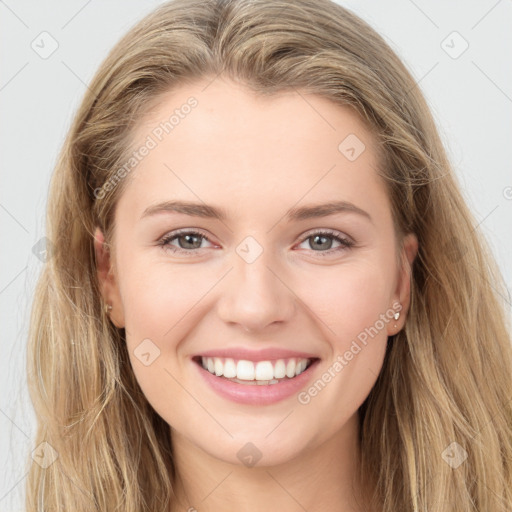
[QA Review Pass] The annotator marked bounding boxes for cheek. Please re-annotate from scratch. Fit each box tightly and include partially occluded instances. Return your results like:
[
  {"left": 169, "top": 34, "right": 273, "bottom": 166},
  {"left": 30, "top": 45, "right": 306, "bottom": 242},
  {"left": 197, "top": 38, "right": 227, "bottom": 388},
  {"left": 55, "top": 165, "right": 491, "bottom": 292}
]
[
  {"left": 295, "top": 258, "right": 395, "bottom": 346},
  {"left": 118, "top": 261, "right": 202, "bottom": 420},
  {"left": 119, "top": 251, "right": 209, "bottom": 341},
  {"left": 116, "top": 252, "right": 225, "bottom": 401},
  {"left": 290, "top": 261, "right": 393, "bottom": 410}
]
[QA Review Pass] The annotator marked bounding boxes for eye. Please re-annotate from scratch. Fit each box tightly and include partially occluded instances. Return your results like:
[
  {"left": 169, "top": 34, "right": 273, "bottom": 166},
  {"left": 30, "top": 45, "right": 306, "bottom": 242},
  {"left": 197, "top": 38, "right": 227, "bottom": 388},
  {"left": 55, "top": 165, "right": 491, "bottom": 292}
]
[
  {"left": 158, "top": 228, "right": 355, "bottom": 257},
  {"left": 158, "top": 229, "right": 215, "bottom": 255},
  {"left": 296, "top": 229, "right": 355, "bottom": 257}
]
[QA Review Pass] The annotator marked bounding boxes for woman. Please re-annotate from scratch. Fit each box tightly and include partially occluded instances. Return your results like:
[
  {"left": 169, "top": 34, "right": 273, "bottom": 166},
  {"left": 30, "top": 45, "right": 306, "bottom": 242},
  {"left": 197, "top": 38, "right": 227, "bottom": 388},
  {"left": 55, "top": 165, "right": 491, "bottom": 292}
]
[{"left": 26, "top": 0, "right": 512, "bottom": 510}]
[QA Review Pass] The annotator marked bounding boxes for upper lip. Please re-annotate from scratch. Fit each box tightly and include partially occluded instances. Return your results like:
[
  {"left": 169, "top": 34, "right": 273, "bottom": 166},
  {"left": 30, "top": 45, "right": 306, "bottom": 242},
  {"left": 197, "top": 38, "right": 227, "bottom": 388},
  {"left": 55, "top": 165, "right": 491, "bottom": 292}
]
[{"left": 193, "top": 347, "right": 320, "bottom": 362}]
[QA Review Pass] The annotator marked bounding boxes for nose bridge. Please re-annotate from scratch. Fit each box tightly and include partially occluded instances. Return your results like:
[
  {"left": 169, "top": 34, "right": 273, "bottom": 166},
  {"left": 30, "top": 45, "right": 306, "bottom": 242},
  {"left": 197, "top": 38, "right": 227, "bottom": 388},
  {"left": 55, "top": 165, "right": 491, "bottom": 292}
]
[{"left": 216, "top": 235, "right": 296, "bottom": 331}]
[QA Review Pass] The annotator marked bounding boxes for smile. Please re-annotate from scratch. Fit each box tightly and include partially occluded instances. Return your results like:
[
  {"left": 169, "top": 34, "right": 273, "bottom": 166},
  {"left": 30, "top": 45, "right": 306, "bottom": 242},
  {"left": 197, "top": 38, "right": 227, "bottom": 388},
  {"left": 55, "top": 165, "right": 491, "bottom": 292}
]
[
  {"left": 192, "top": 355, "right": 321, "bottom": 405},
  {"left": 197, "top": 356, "right": 314, "bottom": 385}
]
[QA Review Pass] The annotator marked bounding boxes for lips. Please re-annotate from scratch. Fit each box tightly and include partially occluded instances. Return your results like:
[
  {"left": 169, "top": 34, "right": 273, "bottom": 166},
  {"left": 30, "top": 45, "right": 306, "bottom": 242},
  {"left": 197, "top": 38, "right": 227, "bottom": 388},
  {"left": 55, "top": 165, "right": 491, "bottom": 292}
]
[
  {"left": 190, "top": 347, "right": 321, "bottom": 405},
  {"left": 192, "top": 347, "right": 320, "bottom": 362},
  {"left": 193, "top": 355, "right": 321, "bottom": 405}
]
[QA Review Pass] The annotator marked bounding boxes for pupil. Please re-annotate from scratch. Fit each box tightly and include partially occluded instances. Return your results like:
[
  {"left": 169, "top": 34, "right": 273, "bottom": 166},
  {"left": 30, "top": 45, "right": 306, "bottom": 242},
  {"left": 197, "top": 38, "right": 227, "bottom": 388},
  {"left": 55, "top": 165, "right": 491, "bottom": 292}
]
[
  {"left": 312, "top": 234, "right": 331, "bottom": 250},
  {"left": 181, "top": 234, "right": 201, "bottom": 249}
]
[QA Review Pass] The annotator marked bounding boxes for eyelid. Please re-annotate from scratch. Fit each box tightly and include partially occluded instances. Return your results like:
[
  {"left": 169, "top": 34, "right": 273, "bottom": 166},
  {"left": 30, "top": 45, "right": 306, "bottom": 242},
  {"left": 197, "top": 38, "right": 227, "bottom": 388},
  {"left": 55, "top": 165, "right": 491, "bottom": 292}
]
[{"left": 298, "top": 227, "right": 354, "bottom": 244}]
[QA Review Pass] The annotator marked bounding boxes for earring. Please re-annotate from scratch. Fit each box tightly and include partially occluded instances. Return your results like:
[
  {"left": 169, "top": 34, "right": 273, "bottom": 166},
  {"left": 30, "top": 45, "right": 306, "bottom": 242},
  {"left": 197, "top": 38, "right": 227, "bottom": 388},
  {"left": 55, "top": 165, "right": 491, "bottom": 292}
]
[
  {"left": 393, "top": 309, "right": 401, "bottom": 330},
  {"left": 104, "top": 303, "right": 113, "bottom": 314}
]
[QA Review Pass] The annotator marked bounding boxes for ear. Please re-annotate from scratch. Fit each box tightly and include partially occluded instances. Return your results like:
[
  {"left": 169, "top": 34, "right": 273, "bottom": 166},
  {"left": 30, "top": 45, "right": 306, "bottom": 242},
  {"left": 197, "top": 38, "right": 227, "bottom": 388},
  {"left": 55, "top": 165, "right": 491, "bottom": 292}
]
[
  {"left": 93, "top": 227, "right": 125, "bottom": 328},
  {"left": 387, "top": 232, "right": 418, "bottom": 335}
]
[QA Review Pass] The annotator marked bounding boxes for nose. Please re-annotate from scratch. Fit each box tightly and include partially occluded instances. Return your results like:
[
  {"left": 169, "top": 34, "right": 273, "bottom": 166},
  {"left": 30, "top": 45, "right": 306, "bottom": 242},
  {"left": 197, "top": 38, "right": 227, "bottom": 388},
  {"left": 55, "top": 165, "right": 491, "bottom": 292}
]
[{"left": 216, "top": 248, "right": 296, "bottom": 333}]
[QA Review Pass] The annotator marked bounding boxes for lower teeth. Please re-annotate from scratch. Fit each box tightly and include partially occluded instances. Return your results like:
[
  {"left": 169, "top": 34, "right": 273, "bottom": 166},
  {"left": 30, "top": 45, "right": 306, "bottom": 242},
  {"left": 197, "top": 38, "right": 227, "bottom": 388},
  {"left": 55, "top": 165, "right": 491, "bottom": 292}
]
[{"left": 221, "top": 376, "right": 290, "bottom": 385}]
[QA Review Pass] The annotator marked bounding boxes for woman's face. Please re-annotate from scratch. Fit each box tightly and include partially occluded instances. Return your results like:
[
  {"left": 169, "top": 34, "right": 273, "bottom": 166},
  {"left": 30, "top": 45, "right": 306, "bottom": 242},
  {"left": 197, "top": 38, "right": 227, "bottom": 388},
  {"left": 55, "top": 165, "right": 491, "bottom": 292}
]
[{"left": 95, "top": 76, "right": 417, "bottom": 467}]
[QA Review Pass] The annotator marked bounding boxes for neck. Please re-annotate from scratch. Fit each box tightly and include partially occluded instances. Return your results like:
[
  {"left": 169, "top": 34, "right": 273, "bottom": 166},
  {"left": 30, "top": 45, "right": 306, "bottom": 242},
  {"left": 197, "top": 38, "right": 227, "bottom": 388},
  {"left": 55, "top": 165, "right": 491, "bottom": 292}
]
[{"left": 169, "top": 412, "right": 372, "bottom": 512}]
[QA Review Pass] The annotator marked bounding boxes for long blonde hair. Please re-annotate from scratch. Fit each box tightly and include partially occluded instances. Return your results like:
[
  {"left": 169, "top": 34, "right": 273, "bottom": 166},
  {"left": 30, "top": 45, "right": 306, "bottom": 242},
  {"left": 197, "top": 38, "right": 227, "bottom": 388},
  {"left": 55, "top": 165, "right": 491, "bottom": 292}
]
[{"left": 26, "top": 0, "right": 512, "bottom": 510}]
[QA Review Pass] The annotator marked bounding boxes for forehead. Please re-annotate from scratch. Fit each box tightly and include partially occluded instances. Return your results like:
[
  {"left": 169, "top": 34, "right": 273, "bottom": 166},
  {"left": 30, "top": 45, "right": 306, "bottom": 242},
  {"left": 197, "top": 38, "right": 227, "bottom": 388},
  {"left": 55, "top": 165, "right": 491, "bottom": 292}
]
[
  {"left": 133, "top": 76, "right": 378, "bottom": 159},
  {"left": 118, "top": 77, "right": 388, "bottom": 224}
]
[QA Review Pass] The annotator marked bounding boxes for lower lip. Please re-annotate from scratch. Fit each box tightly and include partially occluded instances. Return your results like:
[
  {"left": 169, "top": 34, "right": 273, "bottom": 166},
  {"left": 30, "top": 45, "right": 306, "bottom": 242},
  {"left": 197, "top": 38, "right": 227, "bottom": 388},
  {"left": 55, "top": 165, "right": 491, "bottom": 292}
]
[{"left": 193, "top": 359, "right": 320, "bottom": 405}]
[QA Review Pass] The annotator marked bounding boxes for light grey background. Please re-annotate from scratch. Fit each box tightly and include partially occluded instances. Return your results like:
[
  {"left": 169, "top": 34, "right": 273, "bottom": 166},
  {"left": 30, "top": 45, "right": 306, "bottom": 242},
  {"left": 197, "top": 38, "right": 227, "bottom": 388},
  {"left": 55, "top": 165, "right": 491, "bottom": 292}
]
[{"left": 1, "top": 1, "right": 511, "bottom": 509}]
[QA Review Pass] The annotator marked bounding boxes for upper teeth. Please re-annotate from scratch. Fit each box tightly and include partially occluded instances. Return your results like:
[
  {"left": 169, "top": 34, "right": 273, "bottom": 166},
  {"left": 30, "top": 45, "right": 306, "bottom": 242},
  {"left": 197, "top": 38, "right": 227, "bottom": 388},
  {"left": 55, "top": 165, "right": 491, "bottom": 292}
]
[{"left": 201, "top": 357, "right": 310, "bottom": 381}]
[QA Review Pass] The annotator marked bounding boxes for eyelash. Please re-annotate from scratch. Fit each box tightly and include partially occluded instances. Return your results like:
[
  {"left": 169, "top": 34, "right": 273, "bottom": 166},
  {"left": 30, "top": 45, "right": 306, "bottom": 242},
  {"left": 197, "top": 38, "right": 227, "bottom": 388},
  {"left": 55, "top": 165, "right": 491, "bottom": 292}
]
[{"left": 158, "top": 228, "right": 355, "bottom": 257}]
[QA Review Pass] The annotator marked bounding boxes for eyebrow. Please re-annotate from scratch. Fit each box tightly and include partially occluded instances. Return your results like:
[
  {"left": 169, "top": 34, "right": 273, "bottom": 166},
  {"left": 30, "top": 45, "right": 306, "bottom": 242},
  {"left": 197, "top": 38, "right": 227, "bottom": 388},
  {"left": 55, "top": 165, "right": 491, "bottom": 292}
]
[{"left": 140, "top": 199, "right": 372, "bottom": 223}]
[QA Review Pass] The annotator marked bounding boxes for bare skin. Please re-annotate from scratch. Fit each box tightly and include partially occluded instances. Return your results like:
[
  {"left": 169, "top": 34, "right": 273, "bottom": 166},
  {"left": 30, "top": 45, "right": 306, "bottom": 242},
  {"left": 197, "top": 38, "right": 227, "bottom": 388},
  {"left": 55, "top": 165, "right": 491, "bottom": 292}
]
[{"left": 95, "top": 76, "right": 417, "bottom": 512}]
